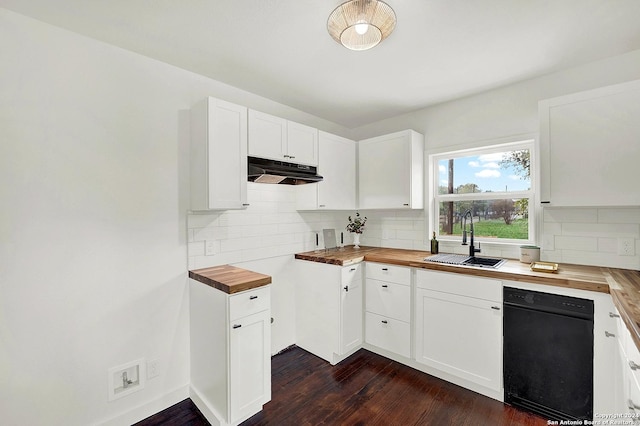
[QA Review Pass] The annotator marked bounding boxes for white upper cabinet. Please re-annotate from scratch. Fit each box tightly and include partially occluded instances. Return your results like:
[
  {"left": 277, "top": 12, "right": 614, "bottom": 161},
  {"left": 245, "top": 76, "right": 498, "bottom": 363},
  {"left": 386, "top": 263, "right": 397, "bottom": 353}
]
[
  {"left": 296, "top": 131, "right": 356, "bottom": 210},
  {"left": 190, "top": 97, "right": 248, "bottom": 211},
  {"left": 287, "top": 121, "right": 319, "bottom": 166},
  {"left": 247, "top": 110, "right": 286, "bottom": 161},
  {"left": 248, "top": 110, "right": 318, "bottom": 166},
  {"left": 539, "top": 79, "right": 640, "bottom": 206},
  {"left": 358, "top": 130, "right": 424, "bottom": 209}
]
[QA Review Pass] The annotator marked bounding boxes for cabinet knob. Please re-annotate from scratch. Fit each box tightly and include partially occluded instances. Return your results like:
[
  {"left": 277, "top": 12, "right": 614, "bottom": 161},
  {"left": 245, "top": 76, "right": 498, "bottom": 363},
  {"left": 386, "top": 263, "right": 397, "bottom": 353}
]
[
  {"left": 605, "top": 331, "right": 616, "bottom": 338},
  {"left": 250, "top": 295, "right": 258, "bottom": 300},
  {"left": 233, "top": 324, "right": 242, "bottom": 329},
  {"left": 381, "top": 320, "right": 388, "bottom": 324},
  {"left": 630, "top": 361, "right": 640, "bottom": 371},
  {"left": 609, "top": 312, "right": 621, "bottom": 318},
  {"left": 344, "top": 285, "right": 349, "bottom": 292}
]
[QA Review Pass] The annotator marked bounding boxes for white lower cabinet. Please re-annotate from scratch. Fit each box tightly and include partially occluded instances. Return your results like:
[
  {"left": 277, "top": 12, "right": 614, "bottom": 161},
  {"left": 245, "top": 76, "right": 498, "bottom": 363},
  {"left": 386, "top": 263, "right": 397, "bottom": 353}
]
[
  {"left": 612, "top": 308, "right": 640, "bottom": 421},
  {"left": 415, "top": 270, "right": 502, "bottom": 394},
  {"left": 364, "top": 263, "right": 411, "bottom": 358},
  {"left": 190, "top": 282, "right": 271, "bottom": 426},
  {"left": 295, "top": 260, "right": 363, "bottom": 365}
]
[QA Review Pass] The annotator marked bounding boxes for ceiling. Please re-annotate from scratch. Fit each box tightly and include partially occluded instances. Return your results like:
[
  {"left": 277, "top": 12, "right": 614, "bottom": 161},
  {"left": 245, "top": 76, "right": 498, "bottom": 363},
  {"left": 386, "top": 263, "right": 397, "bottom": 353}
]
[{"left": 2, "top": 0, "right": 640, "bottom": 128}]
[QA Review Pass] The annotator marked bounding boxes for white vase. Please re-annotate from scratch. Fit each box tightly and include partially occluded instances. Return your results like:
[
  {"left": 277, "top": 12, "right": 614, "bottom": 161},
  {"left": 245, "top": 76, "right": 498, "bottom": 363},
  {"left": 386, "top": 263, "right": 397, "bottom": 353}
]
[{"left": 352, "top": 233, "right": 361, "bottom": 249}]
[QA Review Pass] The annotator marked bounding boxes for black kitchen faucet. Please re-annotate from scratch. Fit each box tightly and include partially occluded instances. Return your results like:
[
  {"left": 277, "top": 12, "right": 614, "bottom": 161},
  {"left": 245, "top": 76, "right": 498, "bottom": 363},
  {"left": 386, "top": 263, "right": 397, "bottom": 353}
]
[{"left": 461, "top": 209, "right": 481, "bottom": 257}]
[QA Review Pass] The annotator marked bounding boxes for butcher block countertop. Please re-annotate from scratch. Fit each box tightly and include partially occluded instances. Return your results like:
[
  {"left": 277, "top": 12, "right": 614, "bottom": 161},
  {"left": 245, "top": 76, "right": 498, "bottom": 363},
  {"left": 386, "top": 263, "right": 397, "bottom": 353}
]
[
  {"left": 296, "top": 246, "right": 640, "bottom": 349},
  {"left": 189, "top": 265, "right": 271, "bottom": 294}
]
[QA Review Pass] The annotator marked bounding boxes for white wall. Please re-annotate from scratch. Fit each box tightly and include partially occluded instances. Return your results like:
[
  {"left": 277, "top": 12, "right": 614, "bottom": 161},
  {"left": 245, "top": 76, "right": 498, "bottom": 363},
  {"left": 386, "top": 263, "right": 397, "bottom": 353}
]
[
  {"left": 0, "top": 8, "right": 352, "bottom": 426},
  {"left": 350, "top": 49, "right": 640, "bottom": 270}
]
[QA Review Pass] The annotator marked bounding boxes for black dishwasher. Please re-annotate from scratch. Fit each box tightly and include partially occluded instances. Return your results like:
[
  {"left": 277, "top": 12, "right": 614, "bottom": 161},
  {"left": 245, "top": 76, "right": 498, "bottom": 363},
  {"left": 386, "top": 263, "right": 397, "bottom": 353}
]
[{"left": 503, "top": 287, "right": 594, "bottom": 421}]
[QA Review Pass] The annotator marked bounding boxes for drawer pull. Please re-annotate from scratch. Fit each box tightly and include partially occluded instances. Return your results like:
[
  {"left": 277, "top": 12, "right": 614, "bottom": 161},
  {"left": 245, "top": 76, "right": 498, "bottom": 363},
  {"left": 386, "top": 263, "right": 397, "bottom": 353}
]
[
  {"left": 491, "top": 306, "right": 500, "bottom": 310},
  {"left": 319, "top": 204, "right": 326, "bottom": 207},
  {"left": 242, "top": 203, "right": 250, "bottom": 206},
  {"left": 250, "top": 295, "right": 258, "bottom": 300},
  {"left": 403, "top": 203, "right": 409, "bottom": 206},
  {"left": 630, "top": 361, "right": 640, "bottom": 371},
  {"left": 233, "top": 324, "right": 241, "bottom": 329},
  {"left": 382, "top": 285, "right": 388, "bottom": 288},
  {"left": 381, "top": 320, "right": 388, "bottom": 324},
  {"left": 605, "top": 331, "right": 616, "bottom": 338},
  {"left": 350, "top": 268, "right": 356, "bottom": 272},
  {"left": 610, "top": 312, "right": 621, "bottom": 318},
  {"left": 382, "top": 268, "right": 388, "bottom": 271}
]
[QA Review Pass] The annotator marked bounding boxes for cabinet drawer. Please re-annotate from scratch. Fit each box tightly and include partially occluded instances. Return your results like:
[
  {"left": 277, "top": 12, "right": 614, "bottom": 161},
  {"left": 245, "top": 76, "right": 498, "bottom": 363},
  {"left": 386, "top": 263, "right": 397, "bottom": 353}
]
[
  {"left": 365, "top": 279, "right": 410, "bottom": 322},
  {"left": 342, "top": 263, "right": 363, "bottom": 284},
  {"left": 229, "top": 286, "right": 270, "bottom": 321},
  {"left": 416, "top": 269, "right": 501, "bottom": 302},
  {"left": 366, "top": 262, "right": 410, "bottom": 285},
  {"left": 365, "top": 312, "right": 410, "bottom": 358}
]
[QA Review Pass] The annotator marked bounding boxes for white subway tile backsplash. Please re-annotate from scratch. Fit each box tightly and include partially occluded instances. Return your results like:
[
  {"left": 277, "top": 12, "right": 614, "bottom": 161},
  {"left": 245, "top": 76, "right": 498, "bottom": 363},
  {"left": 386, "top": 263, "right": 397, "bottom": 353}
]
[
  {"left": 562, "top": 222, "right": 639, "bottom": 238},
  {"left": 544, "top": 208, "right": 598, "bottom": 224},
  {"left": 539, "top": 206, "right": 640, "bottom": 270},
  {"left": 597, "top": 238, "right": 618, "bottom": 253},
  {"left": 598, "top": 208, "right": 640, "bottom": 224},
  {"left": 554, "top": 236, "right": 598, "bottom": 251},
  {"left": 187, "top": 186, "right": 640, "bottom": 271}
]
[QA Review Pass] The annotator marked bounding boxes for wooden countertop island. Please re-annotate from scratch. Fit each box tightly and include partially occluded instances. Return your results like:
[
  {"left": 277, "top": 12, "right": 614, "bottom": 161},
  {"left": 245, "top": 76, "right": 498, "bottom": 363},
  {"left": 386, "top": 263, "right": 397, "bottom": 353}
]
[
  {"left": 296, "top": 246, "right": 640, "bottom": 349},
  {"left": 189, "top": 265, "right": 271, "bottom": 294}
]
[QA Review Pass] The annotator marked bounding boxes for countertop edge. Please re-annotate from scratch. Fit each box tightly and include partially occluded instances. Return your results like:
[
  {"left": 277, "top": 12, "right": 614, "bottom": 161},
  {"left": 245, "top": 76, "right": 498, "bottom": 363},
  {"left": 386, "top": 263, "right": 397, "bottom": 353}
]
[{"left": 188, "top": 267, "right": 272, "bottom": 294}]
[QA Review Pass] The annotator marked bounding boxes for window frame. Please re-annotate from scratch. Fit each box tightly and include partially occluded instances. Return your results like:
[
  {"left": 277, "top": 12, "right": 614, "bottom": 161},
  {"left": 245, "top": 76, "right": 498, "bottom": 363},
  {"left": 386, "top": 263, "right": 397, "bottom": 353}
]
[{"left": 429, "top": 139, "right": 536, "bottom": 246}]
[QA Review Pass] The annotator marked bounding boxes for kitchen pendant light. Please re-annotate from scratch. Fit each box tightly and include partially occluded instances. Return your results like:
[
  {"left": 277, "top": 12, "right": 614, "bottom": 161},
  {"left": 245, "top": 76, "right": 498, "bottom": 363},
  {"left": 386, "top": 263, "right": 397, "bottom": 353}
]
[{"left": 327, "top": 0, "right": 396, "bottom": 51}]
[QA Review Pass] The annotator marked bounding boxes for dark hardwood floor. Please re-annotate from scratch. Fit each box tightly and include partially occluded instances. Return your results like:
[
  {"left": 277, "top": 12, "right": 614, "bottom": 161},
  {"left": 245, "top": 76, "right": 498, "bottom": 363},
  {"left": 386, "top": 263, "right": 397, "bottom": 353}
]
[{"left": 135, "top": 346, "right": 547, "bottom": 426}]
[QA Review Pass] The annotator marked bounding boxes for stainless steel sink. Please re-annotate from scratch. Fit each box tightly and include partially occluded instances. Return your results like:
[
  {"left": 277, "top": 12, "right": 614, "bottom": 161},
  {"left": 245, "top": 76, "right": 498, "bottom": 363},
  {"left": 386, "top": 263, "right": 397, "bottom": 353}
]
[{"left": 425, "top": 253, "right": 506, "bottom": 269}]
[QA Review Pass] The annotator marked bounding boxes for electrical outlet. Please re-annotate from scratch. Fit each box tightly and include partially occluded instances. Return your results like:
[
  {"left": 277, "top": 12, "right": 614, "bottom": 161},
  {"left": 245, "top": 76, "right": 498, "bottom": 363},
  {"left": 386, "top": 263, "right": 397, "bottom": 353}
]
[
  {"left": 147, "top": 359, "right": 160, "bottom": 379},
  {"left": 618, "top": 237, "right": 635, "bottom": 256},
  {"left": 205, "top": 240, "right": 216, "bottom": 256}
]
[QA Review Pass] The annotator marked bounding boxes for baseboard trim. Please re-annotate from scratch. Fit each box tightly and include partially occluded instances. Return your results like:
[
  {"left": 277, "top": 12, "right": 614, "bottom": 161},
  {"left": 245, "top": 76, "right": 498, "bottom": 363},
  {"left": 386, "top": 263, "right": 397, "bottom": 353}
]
[
  {"left": 95, "top": 384, "right": 190, "bottom": 426},
  {"left": 189, "top": 386, "right": 222, "bottom": 426}
]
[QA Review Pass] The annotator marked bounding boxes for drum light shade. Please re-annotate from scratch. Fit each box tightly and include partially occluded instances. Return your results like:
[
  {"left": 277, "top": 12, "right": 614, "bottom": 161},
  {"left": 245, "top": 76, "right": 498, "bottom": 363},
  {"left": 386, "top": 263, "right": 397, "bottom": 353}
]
[{"left": 327, "top": 0, "right": 396, "bottom": 51}]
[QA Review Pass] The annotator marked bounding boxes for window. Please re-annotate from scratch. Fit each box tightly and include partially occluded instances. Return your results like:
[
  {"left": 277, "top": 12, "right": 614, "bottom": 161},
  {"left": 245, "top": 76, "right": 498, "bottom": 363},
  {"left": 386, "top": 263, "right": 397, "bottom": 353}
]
[{"left": 431, "top": 140, "right": 534, "bottom": 244}]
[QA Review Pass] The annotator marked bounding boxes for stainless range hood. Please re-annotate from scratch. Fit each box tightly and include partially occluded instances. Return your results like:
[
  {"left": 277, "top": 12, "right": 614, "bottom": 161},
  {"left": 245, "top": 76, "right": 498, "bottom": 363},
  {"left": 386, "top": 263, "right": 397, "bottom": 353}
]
[{"left": 248, "top": 156, "right": 323, "bottom": 185}]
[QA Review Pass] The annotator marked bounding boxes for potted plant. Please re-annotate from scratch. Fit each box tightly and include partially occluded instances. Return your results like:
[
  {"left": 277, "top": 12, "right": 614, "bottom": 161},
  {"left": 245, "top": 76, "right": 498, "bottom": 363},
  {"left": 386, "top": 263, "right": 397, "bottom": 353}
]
[{"left": 346, "top": 212, "right": 367, "bottom": 248}]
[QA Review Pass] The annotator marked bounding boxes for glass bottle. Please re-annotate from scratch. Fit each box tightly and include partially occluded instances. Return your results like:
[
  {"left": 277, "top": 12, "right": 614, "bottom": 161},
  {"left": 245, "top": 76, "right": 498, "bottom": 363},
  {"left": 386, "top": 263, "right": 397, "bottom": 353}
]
[{"left": 430, "top": 232, "right": 439, "bottom": 254}]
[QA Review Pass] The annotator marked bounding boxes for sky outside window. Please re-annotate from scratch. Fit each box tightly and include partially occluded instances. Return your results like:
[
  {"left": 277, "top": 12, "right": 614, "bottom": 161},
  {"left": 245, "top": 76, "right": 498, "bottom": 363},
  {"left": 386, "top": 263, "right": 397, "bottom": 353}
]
[{"left": 438, "top": 151, "right": 530, "bottom": 193}]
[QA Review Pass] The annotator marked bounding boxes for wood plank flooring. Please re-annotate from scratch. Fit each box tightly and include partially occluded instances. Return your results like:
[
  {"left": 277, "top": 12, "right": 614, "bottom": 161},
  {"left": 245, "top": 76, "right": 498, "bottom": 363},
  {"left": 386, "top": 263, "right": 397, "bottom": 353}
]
[{"left": 136, "top": 346, "right": 547, "bottom": 426}]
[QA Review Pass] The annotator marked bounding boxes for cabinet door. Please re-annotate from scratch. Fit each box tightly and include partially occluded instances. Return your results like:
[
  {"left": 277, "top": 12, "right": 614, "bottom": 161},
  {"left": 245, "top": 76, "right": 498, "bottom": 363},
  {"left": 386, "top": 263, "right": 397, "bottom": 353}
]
[
  {"left": 359, "top": 133, "right": 411, "bottom": 209},
  {"left": 317, "top": 132, "right": 356, "bottom": 209},
  {"left": 190, "top": 97, "right": 248, "bottom": 210},
  {"left": 248, "top": 110, "right": 286, "bottom": 161},
  {"left": 287, "top": 121, "right": 318, "bottom": 166},
  {"left": 229, "top": 310, "right": 271, "bottom": 423},
  {"left": 341, "top": 278, "right": 363, "bottom": 355},
  {"left": 415, "top": 288, "right": 502, "bottom": 392},
  {"left": 539, "top": 79, "right": 640, "bottom": 206}
]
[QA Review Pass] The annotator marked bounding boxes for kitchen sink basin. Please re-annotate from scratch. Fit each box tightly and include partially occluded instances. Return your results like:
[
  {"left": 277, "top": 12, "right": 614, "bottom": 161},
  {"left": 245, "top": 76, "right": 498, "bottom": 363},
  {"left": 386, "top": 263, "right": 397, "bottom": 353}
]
[{"left": 425, "top": 253, "right": 507, "bottom": 269}]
